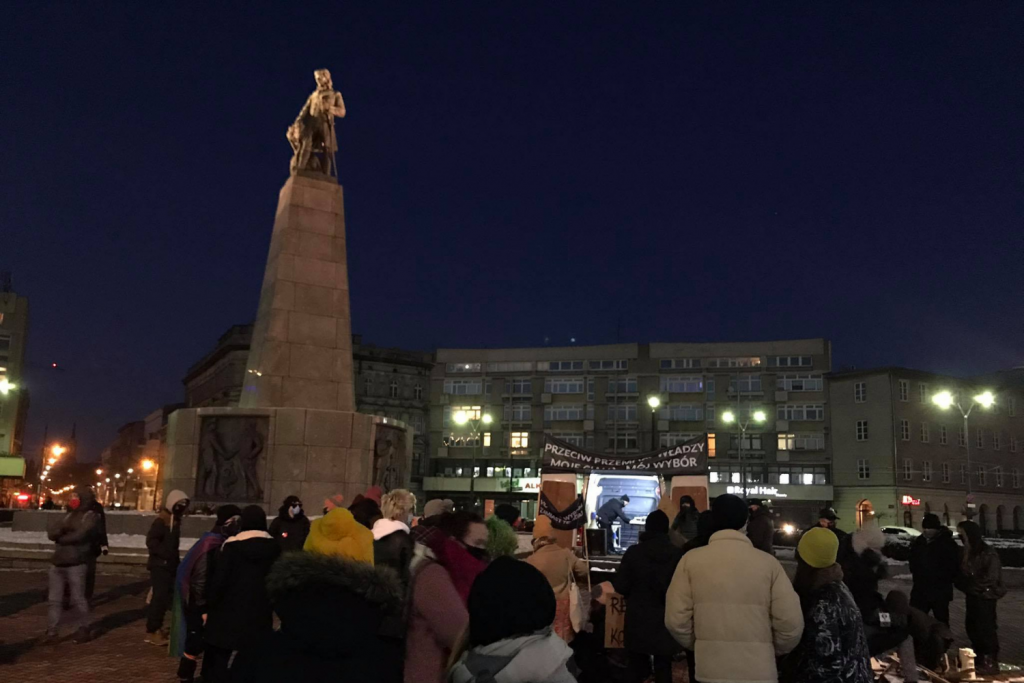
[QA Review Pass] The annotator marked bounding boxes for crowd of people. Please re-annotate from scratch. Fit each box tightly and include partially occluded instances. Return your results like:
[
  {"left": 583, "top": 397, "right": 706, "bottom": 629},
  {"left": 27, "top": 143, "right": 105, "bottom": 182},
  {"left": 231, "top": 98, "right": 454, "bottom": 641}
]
[{"left": 41, "top": 485, "right": 1008, "bottom": 682}]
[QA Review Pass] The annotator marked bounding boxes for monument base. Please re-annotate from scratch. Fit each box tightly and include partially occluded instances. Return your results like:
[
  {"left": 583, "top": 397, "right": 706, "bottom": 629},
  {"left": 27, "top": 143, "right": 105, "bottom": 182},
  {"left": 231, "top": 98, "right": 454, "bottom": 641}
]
[{"left": 160, "top": 406, "right": 411, "bottom": 511}]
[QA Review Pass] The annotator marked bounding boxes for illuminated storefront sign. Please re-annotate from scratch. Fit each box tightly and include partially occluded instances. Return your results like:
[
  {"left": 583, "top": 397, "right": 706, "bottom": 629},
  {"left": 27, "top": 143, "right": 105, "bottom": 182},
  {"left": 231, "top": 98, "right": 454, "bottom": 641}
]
[
  {"left": 726, "top": 485, "right": 789, "bottom": 499},
  {"left": 901, "top": 495, "right": 921, "bottom": 506}
]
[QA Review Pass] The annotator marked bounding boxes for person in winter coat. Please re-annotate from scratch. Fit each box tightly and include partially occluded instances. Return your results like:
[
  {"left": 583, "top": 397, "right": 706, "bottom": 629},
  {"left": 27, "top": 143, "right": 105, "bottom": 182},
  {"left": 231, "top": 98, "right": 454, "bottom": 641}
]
[
  {"left": 44, "top": 487, "right": 100, "bottom": 643},
  {"left": 304, "top": 506, "right": 375, "bottom": 563},
  {"left": 268, "top": 495, "right": 309, "bottom": 553},
  {"left": 955, "top": 520, "right": 1006, "bottom": 675},
  {"left": 373, "top": 488, "right": 417, "bottom": 581},
  {"left": 612, "top": 510, "right": 683, "bottom": 683},
  {"left": 145, "top": 489, "right": 189, "bottom": 645},
  {"left": 680, "top": 510, "right": 714, "bottom": 556},
  {"left": 782, "top": 528, "right": 871, "bottom": 683},
  {"left": 203, "top": 505, "right": 282, "bottom": 682},
  {"left": 433, "top": 511, "right": 490, "bottom": 602},
  {"left": 746, "top": 498, "right": 775, "bottom": 555},
  {"left": 665, "top": 494, "right": 803, "bottom": 683},
  {"left": 449, "top": 557, "right": 578, "bottom": 683},
  {"left": 349, "top": 486, "right": 384, "bottom": 529},
  {"left": 422, "top": 498, "right": 455, "bottom": 522},
  {"left": 405, "top": 523, "right": 471, "bottom": 683},
  {"left": 671, "top": 495, "right": 700, "bottom": 544},
  {"left": 231, "top": 549, "right": 406, "bottom": 683},
  {"left": 170, "top": 504, "right": 241, "bottom": 683},
  {"left": 596, "top": 495, "right": 630, "bottom": 529},
  {"left": 909, "top": 513, "right": 959, "bottom": 625},
  {"left": 840, "top": 524, "right": 906, "bottom": 655},
  {"left": 526, "top": 536, "right": 590, "bottom": 641}
]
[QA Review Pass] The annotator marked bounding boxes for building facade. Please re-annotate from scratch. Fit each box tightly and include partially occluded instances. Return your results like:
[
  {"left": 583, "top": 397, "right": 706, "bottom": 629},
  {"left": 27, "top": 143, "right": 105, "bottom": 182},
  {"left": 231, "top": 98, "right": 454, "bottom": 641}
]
[
  {"left": 830, "top": 368, "right": 1024, "bottom": 535},
  {"left": 183, "top": 324, "right": 254, "bottom": 408},
  {"left": 426, "top": 339, "right": 832, "bottom": 523},
  {"left": 0, "top": 288, "right": 29, "bottom": 459}
]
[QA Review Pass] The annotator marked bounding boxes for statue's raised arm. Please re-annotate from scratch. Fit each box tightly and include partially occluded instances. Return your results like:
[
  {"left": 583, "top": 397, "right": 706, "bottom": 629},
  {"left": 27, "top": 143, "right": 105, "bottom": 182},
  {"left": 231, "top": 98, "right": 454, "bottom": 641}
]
[{"left": 287, "top": 69, "right": 346, "bottom": 178}]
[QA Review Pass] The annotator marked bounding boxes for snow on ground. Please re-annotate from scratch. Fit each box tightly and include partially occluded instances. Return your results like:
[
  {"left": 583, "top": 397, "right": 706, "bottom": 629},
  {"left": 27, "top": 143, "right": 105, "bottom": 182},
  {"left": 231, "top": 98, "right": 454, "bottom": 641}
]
[{"left": 0, "top": 528, "right": 198, "bottom": 549}]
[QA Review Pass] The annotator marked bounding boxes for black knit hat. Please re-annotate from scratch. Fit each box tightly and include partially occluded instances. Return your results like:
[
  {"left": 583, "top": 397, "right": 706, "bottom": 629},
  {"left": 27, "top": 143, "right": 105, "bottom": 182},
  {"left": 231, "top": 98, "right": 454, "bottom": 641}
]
[
  {"left": 712, "top": 494, "right": 749, "bottom": 531},
  {"left": 468, "top": 556, "right": 556, "bottom": 647},
  {"left": 645, "top": 509, "right": 670, "bottom": 534},
  {"left": 215, "top": 504, "right": 242, "bottom": 526},
  {"left": 921, "top": 513, "right": 942, "bottom": 529},
  {"left": 240, "top": 505, "right": 268, "bottom": 532}
]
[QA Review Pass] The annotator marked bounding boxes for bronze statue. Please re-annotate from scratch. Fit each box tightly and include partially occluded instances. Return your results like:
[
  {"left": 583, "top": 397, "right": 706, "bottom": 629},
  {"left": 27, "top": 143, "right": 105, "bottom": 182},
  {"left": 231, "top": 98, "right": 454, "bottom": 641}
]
[{"left": 287, "top": 69, "right": 347, "bottom": 177}]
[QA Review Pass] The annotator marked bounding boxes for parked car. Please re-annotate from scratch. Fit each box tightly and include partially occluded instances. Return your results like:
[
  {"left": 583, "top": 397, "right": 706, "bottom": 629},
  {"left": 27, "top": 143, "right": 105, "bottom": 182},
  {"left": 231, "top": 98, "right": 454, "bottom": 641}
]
[{"left": 880, "top": 525, "right": 921, "bottom": 538}]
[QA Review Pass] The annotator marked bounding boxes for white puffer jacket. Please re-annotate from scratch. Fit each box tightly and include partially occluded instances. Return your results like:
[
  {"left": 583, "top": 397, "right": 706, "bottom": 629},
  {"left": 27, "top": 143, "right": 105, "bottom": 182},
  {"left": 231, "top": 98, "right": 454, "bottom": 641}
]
[{"left": 665, "top": 530, "right": 804, "bottom": 683}]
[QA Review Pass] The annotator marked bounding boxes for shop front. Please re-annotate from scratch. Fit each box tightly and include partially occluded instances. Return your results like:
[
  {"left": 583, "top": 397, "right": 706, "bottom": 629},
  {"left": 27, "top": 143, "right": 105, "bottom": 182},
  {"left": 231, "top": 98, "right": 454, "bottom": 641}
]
[{"left": 708, "top": 482, "right": 834, "bottom": 533}]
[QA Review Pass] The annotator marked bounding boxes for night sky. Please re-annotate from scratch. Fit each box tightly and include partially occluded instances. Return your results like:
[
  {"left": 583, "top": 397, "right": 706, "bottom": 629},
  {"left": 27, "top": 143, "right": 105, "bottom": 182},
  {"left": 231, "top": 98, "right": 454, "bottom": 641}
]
[{"left": 3, "top": 3, "right": 1021, "bottom": 462}]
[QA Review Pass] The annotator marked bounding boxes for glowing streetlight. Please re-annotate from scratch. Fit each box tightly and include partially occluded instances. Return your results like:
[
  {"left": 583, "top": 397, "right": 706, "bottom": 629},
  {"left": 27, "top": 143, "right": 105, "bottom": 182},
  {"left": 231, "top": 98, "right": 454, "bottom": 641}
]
[
  {"left": 141, "top": 459, "right": 154, "bottom": 471},
  {"left": 96, "top": 469, "right": 103, "bottom": 476},
  {"left": 48, "top": 457, "right": 57, "bottom": 465},
  {"left": 453, "top": 410, "right": 468, "bottom": 425},
  {"left": 451, "top": 408, "right": 492, "bottom": 499},
  {"left": 127, "top": 468, "right": 134, "bottom": 474},
  {"left": 722, "top": 407, "right": 767, "bottom": 497},
  {"left": 932, "top": 388, "right": 996, "bottom": 506},
  {"left": 105, "top": 477, "right": 110, "bottom": 483},
  {"left": 647, "top": 395, "right": 663, "bottom": 448},
  {"left": 51, "top": 444, "right": 66, "bottom": 457},
  {"left": 114, "top": 473, "right": 121, "bottom": 479},
  {"left": 0, "top": 378, "right": 16, "bottom": 394},
  {"left": 647, "top": 395, "right": 661, "bottom": 409}
]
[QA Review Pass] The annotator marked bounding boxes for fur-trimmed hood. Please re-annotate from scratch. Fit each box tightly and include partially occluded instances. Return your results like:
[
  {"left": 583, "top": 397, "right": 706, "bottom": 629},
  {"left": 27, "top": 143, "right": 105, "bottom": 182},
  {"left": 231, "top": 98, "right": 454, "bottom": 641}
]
[{"left": 267, "top": 551, "right": 404, "bottom": 659}]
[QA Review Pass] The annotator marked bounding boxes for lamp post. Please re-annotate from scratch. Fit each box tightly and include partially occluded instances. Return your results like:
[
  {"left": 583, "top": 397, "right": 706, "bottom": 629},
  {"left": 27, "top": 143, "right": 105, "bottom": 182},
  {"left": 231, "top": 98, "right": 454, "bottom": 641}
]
[
  {"left": 722, "top": 409, "right": 767, "bottom": 498},
  {"left": 37, "top": 443, "right": 65, "bottom": 505},
  {"left": 647, "top": 395, "right": 661, "bottom": 450},
  {"left": 453, "top": 409, "right": 493, "bottom": 507},
  {"left": 933, "top": 389, "right": 995, "bottom": 518}
]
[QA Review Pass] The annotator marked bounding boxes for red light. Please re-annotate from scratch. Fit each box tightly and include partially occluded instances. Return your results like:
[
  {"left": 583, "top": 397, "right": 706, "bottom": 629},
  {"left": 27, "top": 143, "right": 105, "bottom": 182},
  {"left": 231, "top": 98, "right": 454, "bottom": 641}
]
[
  {"left": 901, "top": 495, "right": 921, "bottom": 506},
  {"left": 51, "top": 363, "right": 58, "bottom": 368},
  {"left": 16, "top": 494, "right": 29, "bottom": 501}
]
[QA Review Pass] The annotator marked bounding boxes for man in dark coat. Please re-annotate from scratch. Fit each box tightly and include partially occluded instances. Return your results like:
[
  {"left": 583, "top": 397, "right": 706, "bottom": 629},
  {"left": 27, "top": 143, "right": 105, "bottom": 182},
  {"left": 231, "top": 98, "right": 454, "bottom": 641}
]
[
  {"left": 597, "top": 495, "right": 631, "bottom": 552},
  {"left": 909, "top": 513, "right": 959, "bottom": 626},
  {"left": 746, "top": 498, "right": 775, "bottom": 555},
  {"left": 269, "top": 495, "right": 310, "bottom": 552},
  {"left": 145, "top": 489, "right": 189, "bottom": 644},
  {"left": 613, "top": 510, "right": 683, "bottom": 683},
  {"left": 203, "top": 505, "right": 282, "bottom": 682},
  {"left": 45, "top": 487, "right": 100, "bottom": 643}
]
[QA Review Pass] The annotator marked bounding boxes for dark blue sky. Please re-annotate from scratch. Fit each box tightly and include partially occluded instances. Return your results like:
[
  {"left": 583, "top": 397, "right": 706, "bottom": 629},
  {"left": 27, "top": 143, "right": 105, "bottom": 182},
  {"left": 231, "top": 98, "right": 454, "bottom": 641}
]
[{"left": 3, "top": 2, "right": 1021, "bottom": 461}]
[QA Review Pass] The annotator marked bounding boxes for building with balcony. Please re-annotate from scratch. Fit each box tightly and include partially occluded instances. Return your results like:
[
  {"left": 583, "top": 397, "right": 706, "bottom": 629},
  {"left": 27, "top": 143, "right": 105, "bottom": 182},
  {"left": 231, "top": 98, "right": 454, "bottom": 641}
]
[
  {"left": 426, "top": 339, "right": 833, "bottom": 523},
  {"left": 829, "top": 368, "right": 1024, "bottom": 535}
]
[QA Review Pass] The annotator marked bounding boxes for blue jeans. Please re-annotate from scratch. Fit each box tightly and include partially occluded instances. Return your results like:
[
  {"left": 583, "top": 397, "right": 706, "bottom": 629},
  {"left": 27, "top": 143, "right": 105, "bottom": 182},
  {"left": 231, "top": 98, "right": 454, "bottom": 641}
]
[{"left": 48, "top": 564, "right": 89, "bottom": 634}]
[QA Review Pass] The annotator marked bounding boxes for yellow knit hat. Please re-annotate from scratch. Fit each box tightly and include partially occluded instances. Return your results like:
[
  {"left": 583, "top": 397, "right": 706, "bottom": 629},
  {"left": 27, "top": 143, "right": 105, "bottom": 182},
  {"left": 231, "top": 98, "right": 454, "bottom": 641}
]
[
  {"left": 303, "top": 507, "right": 375, "bottom": 565},
  {"left": 797, "top": 527, "right": 839, "bottom": 569}
]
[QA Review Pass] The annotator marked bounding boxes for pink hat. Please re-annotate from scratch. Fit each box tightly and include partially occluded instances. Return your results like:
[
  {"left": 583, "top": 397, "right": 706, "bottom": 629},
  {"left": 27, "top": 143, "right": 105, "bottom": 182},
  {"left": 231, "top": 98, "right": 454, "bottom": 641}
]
[{"left": 364, "top": 486, "right": 383, "bottom": 506}]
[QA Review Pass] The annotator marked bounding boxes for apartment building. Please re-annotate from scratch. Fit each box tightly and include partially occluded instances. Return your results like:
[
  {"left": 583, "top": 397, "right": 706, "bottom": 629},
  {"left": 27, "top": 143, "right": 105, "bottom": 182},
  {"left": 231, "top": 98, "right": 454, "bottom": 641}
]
[
  {"left": 425, "top": 339, "right": 832, "bottom": 523},
  {"left": 830, "top": 368, "right": 1024, "bottom": 535}
]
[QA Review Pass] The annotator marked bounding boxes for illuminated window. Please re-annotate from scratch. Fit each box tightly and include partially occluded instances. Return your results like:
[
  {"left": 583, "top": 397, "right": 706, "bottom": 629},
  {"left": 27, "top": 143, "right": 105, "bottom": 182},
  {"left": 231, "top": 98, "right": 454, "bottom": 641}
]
[
  {"left": 707, "top": 433, "right": 716, "bottom": 457},
  {"left": 780, "top": 473, "right": 791, "bottom": 484},
  {"left": 509, "top": 432, "right": 529, "bottom": 451},
  {"left": 708, "top": 357, "right": 762, "bottom": 368},
  {"left": 443, "top": 405, "right": 483, "bottom": 427},
  {"left": 778, "top": 433, "right": 824, "bottom": 451}
]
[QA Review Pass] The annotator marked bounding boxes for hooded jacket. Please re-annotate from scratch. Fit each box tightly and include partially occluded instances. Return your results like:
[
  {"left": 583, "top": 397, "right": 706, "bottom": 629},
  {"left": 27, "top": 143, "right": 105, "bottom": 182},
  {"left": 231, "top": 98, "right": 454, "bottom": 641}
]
[
  {"left": 909, "top": 527, "right": 960, "bottom": 602},
  {"left": 783, "top": 565, "right": 872, "bottom": 683},
  {"left": 47, "top": 488, "right": 100, "bottom": 567},
  {"left": 231, "top": 551, "right": 405, "bottom": 683},
  {"left": 406, "top": 534, "right": 470, "bottom": 683},
  {"left": 147, "top": 489, "right": 188, "bottom": 571},
  {"left": 449, "top": 629, "right": 577, "bottom": 683},
  {"left": 525, "top": 539, "right": 589, "bottom": 601},
  {"left": 204, "top": 530, "right": 282, "bottom": 650},
  {"left": 956, "top": 545, "right": 1006, "bottom": 600},
  {"left": 304, "top": 507, "right": 375, "bottom": 564},
  {"left": 613, "top": 530, "right": 684, "bottom": 656},
  {"left": 665, "top": 529, "right": 804, "bottom": 683}
]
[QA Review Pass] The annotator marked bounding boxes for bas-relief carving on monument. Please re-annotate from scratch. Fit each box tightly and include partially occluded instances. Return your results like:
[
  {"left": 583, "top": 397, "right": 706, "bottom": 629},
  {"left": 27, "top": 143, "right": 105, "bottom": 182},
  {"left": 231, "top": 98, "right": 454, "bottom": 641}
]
[
  {"left": 196, "top": 416, "right": 269, "bottom": 502},
  {"left": 373, "top": 424, "right": 407, "bottom": 494},
  {"left": 287, "top": 68, "right": 346, "bottom": 178}
]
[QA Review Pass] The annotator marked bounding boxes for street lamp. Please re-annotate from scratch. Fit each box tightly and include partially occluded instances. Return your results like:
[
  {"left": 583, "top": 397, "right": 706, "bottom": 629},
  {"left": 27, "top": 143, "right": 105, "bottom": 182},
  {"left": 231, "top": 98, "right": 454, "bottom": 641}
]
[
  {"left": 721, "top": 408, "right": 767, "bottom": 498},
  {"left": 933, "top": 389, "right": 996, "bottom": 515},
  {"left": 0, "top": 378, "right": 16, "bottom": 395},
  {"left": 453, "top": 409, "right": 493, "bottom": 505},
  {"left": 141, "top": 459, "right": 154, "bottom": 471},
  {"left": 96, "top": 469, "right": 103, "bottom": 476},
  {"left": 51, "top": 444, "right": 66, "bottom": 458},
  {"left": 647, "top": 395, "right": 662, "bottom": 449}
]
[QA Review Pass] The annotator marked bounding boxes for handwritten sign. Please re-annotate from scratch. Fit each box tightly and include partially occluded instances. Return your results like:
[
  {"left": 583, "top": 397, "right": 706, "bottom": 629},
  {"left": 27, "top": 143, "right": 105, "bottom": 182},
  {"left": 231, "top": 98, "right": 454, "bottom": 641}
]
[{"left": 605, "top": 591, "right": 627, "bottom": 648}]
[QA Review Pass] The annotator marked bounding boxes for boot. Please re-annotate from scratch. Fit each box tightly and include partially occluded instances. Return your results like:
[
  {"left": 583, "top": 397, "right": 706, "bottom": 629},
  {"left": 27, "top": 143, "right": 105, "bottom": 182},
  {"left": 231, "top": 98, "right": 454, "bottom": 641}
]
[{"left": 977, "top": 655, "right": 1000, "bottom": 677}]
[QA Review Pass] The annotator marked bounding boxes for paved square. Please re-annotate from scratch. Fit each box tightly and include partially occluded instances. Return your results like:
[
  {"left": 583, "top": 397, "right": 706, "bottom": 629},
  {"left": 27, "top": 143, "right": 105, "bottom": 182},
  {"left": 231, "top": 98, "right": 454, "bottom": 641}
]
[{"left": 1, "top": 570, "right": 1021, "bottom": 680}]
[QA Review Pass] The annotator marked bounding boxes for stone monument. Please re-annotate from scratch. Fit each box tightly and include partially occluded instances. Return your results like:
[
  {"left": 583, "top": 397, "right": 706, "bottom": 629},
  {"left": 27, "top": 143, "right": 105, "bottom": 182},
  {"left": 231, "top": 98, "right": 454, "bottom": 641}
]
[{"left": 160, "top": 70, "right": 411, "bottom": 510}]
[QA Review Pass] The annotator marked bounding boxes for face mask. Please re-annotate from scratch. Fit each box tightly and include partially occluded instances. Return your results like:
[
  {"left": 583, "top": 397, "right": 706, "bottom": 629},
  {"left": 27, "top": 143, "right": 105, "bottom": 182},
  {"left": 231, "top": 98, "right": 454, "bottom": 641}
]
[
  {"left": 289, "top": 505, "right": 302, "bottom": 517},
  {"left": 466, "top": 546, "right": 489, "bottom": 561},
  {"left": 69, "top": 498, "right": 81, "bottom": 510}
]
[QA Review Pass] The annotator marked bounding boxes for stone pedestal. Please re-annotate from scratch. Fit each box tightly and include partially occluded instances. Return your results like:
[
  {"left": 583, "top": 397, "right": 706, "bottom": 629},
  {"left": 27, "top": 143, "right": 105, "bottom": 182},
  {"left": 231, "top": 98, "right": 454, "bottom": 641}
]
[
  {"left": 241, "top": 172, "right": 355, "bottom": 411},
  {"left": 162, "top": 172, "right": 411, "bottom": 510}
]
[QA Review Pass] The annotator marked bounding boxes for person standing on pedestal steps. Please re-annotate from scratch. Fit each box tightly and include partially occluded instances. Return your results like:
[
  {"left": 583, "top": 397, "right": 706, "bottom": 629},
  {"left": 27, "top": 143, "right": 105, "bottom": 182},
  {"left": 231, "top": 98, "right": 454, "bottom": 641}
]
[{"left": 145, "top": 489, "right": 189, "bottom": 645}]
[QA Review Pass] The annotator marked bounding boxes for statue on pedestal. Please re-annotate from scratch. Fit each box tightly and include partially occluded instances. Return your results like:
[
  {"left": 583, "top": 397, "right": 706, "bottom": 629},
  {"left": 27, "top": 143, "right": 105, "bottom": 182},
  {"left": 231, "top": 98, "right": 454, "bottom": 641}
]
[{"left": 287, "top": 69, "right": 346, "bottom": 178}]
